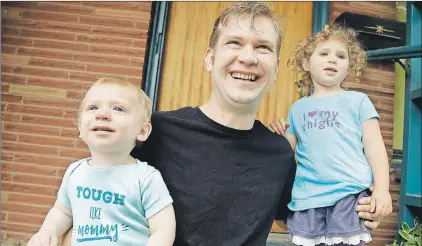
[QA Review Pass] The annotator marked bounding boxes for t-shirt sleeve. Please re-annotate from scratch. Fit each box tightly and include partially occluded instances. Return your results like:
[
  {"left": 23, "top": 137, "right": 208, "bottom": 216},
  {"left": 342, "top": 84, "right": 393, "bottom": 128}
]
[
  {"left": 286, "top": 108, "right": 297, "bottom": 136},
  {"left": 359, "top": 95, "right": 380, "bottom": 123},
  {"left": 141, "top": 170, "right": 173, "bottom": 219},
  {"left": 274, "top": 155, "right": 297, "bottom": 221},
  {"left": 56, "top": 166, "right": 73, "bottom": 210}
]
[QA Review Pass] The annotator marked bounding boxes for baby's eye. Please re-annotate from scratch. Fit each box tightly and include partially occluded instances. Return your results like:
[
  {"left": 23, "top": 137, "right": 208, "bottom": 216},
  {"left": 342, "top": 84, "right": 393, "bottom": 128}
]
[
  {"left": 113, "top": 106, "right": 126, "bottom": 112},
  {"left": 87, "top": 105, "right": 98, "bottom": 111}
]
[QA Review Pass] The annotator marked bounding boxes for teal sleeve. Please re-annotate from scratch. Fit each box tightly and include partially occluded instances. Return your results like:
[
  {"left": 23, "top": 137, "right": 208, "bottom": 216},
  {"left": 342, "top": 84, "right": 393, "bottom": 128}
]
[
  {"left": 359, "top": 95, "right": 380, "bottom": 123},
  {"left": 141, "top": 170, "right": 173, "bottom": 219}
]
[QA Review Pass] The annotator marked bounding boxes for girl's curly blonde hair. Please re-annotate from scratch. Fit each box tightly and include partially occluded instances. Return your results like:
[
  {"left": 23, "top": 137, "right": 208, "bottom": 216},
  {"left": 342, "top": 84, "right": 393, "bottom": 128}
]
[{"left": 288, "top": 24, "right": 367, "bottom": 92}]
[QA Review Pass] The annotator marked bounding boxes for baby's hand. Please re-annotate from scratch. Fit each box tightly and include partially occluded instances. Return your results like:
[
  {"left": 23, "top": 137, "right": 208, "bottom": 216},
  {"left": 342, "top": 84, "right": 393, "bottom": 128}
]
[
  {"left": 370, "top": 189, "right": 393, "bottom": 219},
  {"left": 28, "top": 230, "right": 58, "bottom": 246},
  {"left": 268, "top": 118, "right": 290, "bottom": 135}
]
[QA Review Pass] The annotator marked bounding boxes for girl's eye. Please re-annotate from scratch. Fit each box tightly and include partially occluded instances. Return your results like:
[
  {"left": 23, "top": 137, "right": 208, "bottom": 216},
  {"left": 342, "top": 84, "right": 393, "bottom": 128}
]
[
  {"left": 319, "top": 52, "right": 328, "bottom": 56},
  {"left": 87, "top": 105, "right": 98, "bottom": 111},
  {"left": 338, "top": 54, "right": 346, "bottom": 59}
]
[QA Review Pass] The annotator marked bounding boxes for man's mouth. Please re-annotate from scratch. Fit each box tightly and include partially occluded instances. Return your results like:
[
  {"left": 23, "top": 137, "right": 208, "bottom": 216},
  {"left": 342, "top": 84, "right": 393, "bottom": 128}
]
[
  {"left": 230, "top": 72, "right": 258, "bottom": 82},
  {"left": 91, "top": 126, "right": 114, "bottom": 132}
]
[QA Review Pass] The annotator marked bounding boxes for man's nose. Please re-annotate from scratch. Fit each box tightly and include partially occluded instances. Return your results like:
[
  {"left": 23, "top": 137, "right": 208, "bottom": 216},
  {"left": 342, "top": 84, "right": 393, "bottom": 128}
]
[
  {"left": 238, "top": 45, "right": 258, "bottom": 66},
  {"left": 95, "top": 108, "right": 110, "bottom": 120}
]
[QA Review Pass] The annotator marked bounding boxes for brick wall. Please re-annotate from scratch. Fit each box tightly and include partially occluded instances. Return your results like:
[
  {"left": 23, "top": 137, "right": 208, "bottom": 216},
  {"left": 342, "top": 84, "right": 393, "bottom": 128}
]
[
  {"left": 331, "top": 2, "right": 400, "bottom": 246},
  {"left": 1, "top": 1, "right": 152, "bottom": 242}
]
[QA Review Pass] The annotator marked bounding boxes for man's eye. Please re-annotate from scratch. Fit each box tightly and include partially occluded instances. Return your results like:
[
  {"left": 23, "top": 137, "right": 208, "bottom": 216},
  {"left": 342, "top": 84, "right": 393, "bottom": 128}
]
[
  {"left": 226, "top": 41, "right": 241, "bottom": 46},
  {"left": 257, "top": 45, "right": 271, "bottom": 51}
]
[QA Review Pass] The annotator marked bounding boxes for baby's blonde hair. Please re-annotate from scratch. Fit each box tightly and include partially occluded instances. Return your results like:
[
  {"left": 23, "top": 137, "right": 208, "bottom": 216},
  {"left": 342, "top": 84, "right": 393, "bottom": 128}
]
[
  {"left": 77, "top": 77, "right": 152, "bottom": 125},
  {"left": 288, "top": 24, "right": 367, "bottom": 92}
]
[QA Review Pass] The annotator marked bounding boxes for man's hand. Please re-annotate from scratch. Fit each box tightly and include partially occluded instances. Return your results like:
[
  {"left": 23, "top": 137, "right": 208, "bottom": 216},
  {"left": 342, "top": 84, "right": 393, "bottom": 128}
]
[
  {"left": 27, "top": 230, "right": 58, "bottom": 246},
  {"left": 268, "top": 118, "right": 290, "bottom": 135},
  {"left": 370, "top": 189, "right": 393, "bottom": 219},
  {"left": 356, "top": 186, "right": 391, "bottom": 230}
]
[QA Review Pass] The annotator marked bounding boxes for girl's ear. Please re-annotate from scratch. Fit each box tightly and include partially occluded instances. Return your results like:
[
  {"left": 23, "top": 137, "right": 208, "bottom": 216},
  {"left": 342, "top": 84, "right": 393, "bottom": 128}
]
[{"left": 302, "top": 59, "right": 310, "bottom": 72}]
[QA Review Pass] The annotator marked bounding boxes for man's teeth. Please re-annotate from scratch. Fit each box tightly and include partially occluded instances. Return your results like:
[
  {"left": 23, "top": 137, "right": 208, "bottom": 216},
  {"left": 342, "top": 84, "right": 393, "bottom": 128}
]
[{"left": 231, "top": 73, "right": 257, "bottom": 81}]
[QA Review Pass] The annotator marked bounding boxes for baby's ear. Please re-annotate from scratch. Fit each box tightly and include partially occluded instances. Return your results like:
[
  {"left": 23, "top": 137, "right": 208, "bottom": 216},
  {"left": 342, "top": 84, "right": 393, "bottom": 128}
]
[{"left": 136, "top": 122, "right": 152, "bottom": 142}]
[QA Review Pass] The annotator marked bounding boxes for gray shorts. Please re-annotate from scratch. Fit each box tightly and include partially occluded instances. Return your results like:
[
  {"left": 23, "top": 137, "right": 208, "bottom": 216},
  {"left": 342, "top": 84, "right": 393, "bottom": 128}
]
[{"left": 287, "top": 190, "right": 372, "bottom": 239}]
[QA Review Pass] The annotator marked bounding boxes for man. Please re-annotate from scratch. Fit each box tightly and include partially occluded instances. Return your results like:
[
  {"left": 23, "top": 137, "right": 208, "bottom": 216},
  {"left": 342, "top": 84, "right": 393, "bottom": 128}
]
[
  {"left": 132, "top": 2, "right": 382, "bottom": 245},
  {"left": 56, "top": 2, "right": 382, "bottom": 246}
]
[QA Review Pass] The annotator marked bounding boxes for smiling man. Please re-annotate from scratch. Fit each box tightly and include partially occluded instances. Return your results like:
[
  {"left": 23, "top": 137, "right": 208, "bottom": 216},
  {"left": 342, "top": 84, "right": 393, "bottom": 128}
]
[{"left": 130, "top": 2, "right": 382, "bottom": 246}]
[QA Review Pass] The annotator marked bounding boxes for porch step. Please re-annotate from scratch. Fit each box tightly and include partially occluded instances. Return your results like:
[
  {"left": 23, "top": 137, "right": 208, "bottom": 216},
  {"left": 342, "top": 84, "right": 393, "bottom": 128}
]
[{"left": 266, "top": 233, "right": 294, "bottom": 246}]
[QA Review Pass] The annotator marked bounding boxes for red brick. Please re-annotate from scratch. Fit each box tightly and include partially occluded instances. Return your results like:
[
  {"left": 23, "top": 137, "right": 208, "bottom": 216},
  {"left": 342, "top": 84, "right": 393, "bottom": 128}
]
[
  {"left": 2, "top": 172, "right": 12, "bottom": 182},
  {"left": 26, "top": 77, "right": 88, "bottom": 91},
  {"left": 2, "top": 141, "right": 58, "bottom": 156},
  {"left": 2, "top": 94, "right": 23, "bottom": 103},
  {"left": 33, "top": 39, "right": 89, "bottom": 52},
  {"left": 1, "top": 114, "right": 21, "bottom": 123},
  {"left": 95, "top": 9, "right": 151, "bottom": 21},
  {"left": 32, "top": 2, "right": 94, "bottom": 15},
  {"left": 23, "top": 95, "right": 80, "bottom": 109},
  {"left": 13, "top": 153, "right": 74, "bottom": 167},
  {"left": 69, "top": 71, "right": 125, "bottom": 83},
  {"left": 1, "top": 182, "right": 57, "bottom": 196},
  {"left": 7, "top": 193, "right": 56, "bottom": 207},
  {"left": 1, "top": 74, "right": 27, "bottom": 84},
  {"left": 12, "top": 173, "right": 62, "bottom": 187},
  {"left": 132, "top": 39, "right": 147, "bottom": 48},
  {"left": 19, "top": 134, "right": 77, "bottom": 148},
  {"left": 79, "top": 15, "right": 136, "bottom": 28},
  {"left": 1, "top": 211, "right": 7, "bottom": 221},
  {"left": 21, "top": 10, "right": 78, "bottom": 23},
  {"left": 7, "top": 213, "right": 45, "bottom": 226},
  {"left": 86, "top": 64, "right": 142, "bottom": 76},
  {"left": 1, "top": 221, "right": 40, "bottom": 234},
  {"left": 59, "top": 148, "right": 90, "bottom": 159},
  {"left": 5, "top": 232, "right": 32, "bottom": 242},
  {"left": 21, "top": 115, "right": 75, "bottom": 128},
  {"left": 2, "top": 65, "right": 14, "bottom": 73},
  {"left": 81, "top": 2, "right": 151, "bottom": 12},
  {"left": 73, "top": 53, "right": 130, "bottom": 66},
  {"left": 1, "top": 45, "right": 17, "bottom": 54},
  {"left": 1, "top": 132, "right": 18, "bottom": 142},
  {"left": 61, "top": 128, "right": 80, "bottom": 138},
  {"left": 35, "top": 20, "right": 92, "bottom": 33},
  {"left": 17, "top": 47, "right": 73, "bottom": 60},
  {"left": 1, "top": 151, "right": 14, "bottom": 161},
  {"left": 130, "top": 57, "right": 144, "bottom": 67},
  {"left": 6, "top": 103, "right": 64, "bottom": 118},
  {"left": 135, "top": 21, "right": 150, "bottom": 29},
  {"left": 76, "top": 34, "right": 132, "bottom": 46},
  {"left": 91, "top": 26, "right": 148, "bottom": 39},
  {"left": 1, "top": 26, "right": 20, "bottom": 36},
  {"left": 1, "top": 18, "right": 37, "bottom": 29},
  {"left": 2, "top": 162, "right": 57, "bottom": 176},
  {"left": 29, "top": 57, "right": 86, "bottom": 71},
  {"left": 20, "top": 28, "right": 76, "bottom": 41},
  {"left": 90, "top": 44, "right": 145, "bottom": 56},
  {"left": 10, "top": 66, "right": 69, "bottom": 79}
]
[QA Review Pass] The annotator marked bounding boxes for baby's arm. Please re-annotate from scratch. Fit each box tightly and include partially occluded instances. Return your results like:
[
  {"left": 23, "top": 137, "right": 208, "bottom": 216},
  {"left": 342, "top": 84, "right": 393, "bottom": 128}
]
[
  {"left": 28, "top": 201, "right": 72, "bottom": 246},
  {"left": 146, "top": 204, "right": 176, "bottom": 246},
  {"left": 362, "top": 118, "right": 392, "bottom": 219}
]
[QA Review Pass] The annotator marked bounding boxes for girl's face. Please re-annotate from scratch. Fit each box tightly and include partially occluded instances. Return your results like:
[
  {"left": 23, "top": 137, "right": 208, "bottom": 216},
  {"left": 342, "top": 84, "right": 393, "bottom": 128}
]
[{"left": 304, "top": 39, "right": 350, "bottom": 88}]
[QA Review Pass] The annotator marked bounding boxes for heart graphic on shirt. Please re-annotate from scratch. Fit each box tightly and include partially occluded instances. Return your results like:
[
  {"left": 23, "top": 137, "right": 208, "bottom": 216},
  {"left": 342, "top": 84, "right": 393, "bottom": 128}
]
[{"left": 308, "top": 111, "right": 317, "bottom": 117}]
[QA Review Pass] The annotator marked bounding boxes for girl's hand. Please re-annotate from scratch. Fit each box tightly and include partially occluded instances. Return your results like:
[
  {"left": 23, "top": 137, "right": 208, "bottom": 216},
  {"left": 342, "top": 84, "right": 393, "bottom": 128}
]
[
  {"left": 370, "top": 189, "right": 393, "bottom": 219},
  {"left": 268, "top": 118, "right": 290, "bottom": 135}
]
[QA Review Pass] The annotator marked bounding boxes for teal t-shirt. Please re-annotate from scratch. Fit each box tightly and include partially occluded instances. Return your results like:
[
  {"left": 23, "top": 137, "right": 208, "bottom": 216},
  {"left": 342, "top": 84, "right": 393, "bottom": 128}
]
[
  {"left": 57, "top": 158, "right": 173, "bottom": 245},
  {"left": 286, "top": 91, "right": 379, "bottom": 211}
]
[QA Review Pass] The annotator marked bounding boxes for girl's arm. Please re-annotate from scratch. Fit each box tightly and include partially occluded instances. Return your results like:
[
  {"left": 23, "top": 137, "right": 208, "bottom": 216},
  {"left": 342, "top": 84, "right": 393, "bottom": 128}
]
[
  {"left": 147, "top": 204, "right": 176, "bottom": 246},
  {"left": 362, "top": 118, "right": 392, "bottom": 219}
]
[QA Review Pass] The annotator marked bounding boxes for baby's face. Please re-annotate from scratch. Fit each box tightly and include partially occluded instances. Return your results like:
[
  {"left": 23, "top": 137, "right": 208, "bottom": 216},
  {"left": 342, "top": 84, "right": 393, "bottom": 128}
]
[{"left": 78, "top": 84, "right": 145, "bottom": 153}]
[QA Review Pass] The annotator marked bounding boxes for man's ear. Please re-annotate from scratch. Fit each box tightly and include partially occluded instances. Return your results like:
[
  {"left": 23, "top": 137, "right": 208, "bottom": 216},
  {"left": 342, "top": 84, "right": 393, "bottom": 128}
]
[
  {"left": 136, "top": 122, "right": 152, "bottom": 142},
  {"left": 204, "top": 48, "right": 214, "bottom": 72},
  {"left": 302, "top": 59, "right": 310, "bottom": 72}
]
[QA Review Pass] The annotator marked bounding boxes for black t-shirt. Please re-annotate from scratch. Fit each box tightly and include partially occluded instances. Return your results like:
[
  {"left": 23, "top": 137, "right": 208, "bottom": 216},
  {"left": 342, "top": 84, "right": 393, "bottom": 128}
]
[{"left": 131, "top": 107, "right": 296, "bottom": 246}]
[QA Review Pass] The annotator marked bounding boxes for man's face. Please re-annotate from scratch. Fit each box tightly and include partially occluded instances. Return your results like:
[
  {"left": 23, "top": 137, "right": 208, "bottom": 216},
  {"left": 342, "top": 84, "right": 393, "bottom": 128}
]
[{"left": 205, "top": 16, "right": 279, "bottom": 109}]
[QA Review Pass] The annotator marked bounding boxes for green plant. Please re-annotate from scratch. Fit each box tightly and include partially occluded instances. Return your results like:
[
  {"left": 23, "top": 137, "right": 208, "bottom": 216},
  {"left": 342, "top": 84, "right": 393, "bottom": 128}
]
[{"left": 389, "top": 219, "right": 422, "bottom": 246}]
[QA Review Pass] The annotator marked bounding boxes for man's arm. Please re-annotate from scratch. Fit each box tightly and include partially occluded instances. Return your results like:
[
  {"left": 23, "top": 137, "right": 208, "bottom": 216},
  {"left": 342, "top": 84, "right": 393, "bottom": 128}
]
[{"left": 147, "top": 204, "right": 176, "bottom": 246}]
